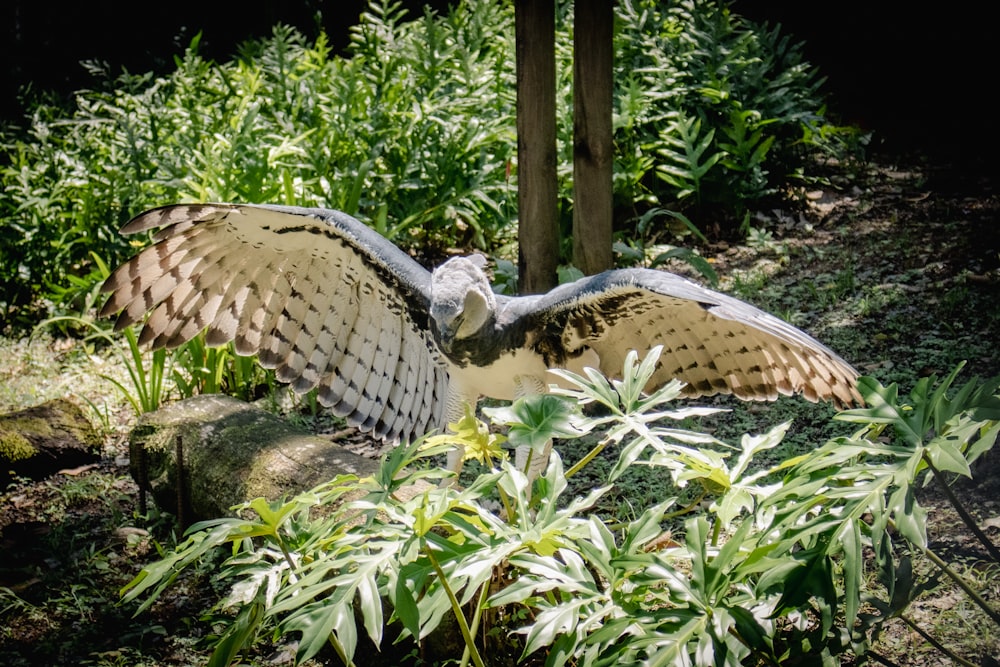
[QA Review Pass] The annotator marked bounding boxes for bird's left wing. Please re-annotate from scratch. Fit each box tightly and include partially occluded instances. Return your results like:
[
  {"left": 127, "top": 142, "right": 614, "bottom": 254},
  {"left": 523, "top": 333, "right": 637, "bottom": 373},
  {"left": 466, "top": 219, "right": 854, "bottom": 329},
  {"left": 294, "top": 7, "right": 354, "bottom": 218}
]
[
  {"left": 499, "top": 268, "right": 861, "bottom": 407},
  {"left": 100, "top": 203, "right": 449, "bottom": 443}
]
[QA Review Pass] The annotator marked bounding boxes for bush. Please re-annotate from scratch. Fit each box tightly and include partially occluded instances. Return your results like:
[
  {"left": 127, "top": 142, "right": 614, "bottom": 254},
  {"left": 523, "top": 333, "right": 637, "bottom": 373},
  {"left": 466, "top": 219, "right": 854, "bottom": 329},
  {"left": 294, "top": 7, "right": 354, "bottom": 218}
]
[
  {"left": 610, "top": 0, "right": 866, "bottom": 230},
  {"left": 0, "top": 0, "right": 860, "bottom": 330},
  {"left": 121, "top": 352, "right": 1000, "bottom": 666}
]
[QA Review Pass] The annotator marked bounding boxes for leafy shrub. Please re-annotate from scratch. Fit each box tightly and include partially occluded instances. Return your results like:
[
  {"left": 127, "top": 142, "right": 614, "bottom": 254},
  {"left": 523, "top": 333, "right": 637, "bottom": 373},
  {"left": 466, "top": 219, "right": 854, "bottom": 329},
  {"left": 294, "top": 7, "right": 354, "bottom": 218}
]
[
  {"left": 0, "top": 0, "right": 860, "bottom": 329},
  {"left": 610, "top": 0, "right": 865, "bottom": 230},
  {"left": 122, "top": 351, "right": 1000, "bottom": 666}
]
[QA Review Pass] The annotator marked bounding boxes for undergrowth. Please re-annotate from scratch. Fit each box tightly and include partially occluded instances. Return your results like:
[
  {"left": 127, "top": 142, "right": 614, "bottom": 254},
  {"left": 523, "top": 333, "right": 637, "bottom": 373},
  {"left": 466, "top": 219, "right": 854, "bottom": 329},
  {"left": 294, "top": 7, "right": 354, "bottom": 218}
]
[{"left": 118, "top": 349, "right": 1000, "bottom": 666}]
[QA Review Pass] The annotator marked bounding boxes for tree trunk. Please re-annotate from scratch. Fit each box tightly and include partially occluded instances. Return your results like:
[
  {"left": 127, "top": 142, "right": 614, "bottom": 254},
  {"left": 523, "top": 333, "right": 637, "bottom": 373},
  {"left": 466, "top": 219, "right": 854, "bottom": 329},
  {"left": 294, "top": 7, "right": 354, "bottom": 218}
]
[
  {"left": 515, "top": 0, "right": 559, "bottom": 294},
  {"left": 572, "top": 0, "right": 615, "bottom": 275}
]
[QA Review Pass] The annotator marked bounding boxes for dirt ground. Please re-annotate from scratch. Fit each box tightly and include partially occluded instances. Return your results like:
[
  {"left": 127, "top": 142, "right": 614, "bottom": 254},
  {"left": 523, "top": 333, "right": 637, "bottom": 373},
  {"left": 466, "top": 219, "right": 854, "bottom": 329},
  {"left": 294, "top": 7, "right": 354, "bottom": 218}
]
[{"left": 1, "top": 154, "right": 999, "bottom": 665}]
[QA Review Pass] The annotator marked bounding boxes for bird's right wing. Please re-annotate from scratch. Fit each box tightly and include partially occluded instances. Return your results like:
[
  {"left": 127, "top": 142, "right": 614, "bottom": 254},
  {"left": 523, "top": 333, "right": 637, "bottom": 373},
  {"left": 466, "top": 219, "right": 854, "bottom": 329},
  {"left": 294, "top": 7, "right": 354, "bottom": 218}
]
[
  {"left": 500, "top": 268, "right": 861, "bottom": 408},
  {"left": 100, "top": 203, "right": 449, "bottom": 443}
]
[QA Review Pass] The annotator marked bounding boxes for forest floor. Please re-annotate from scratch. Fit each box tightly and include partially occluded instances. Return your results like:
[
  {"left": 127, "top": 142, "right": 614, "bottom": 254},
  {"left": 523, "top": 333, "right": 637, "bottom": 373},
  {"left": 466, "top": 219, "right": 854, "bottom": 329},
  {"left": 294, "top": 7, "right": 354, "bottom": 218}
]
[{"left": 1, "top": 154, "right": 999, "bottom": 666}]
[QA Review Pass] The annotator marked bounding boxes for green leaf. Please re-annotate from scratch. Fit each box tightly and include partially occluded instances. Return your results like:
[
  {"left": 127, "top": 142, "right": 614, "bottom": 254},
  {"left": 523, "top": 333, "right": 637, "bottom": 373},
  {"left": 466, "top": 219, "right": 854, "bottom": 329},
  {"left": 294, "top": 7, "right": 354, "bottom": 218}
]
[
  {"left": 392, "top": 575, "right": 421, "bottom": 641},
  {"left": 650, "top": 246, "right": 719, "bottom": 285},
  {"left": 357, "top": 572, "right": 384, "bottom": 647},
  {"left": 425, "top": 404, "right": 507, "bottom": 466},
  {"left": 286, "top": 599, "right": 348, "bottom": 665},
  {"left": 968, "top": 420, "right": 1000, "bottom": 462},
  {"left": 840, "top": 518, "right": 862, "bottom": 631},
  {"left": 332, "top": 602, "right": 359, "bottom": 663},
  {"left": 713, "top": 487, "right": 754, "bottom": 526},
  {"left": 925, "top": 437, "right": 972, "bottom": 477},
  {"left": 728, "top": 605, "right": 773, "bottom": 657},
  {"left": 886, "top": 485, "right": 927, "bottom": 549},
  {"left": 484, "top": 394, "right": 581, "bottom": 452},
  {"left": 620, "top": 500, "right": 676, "bottom": 555},
  {"left": 207, "top": 601, "right": 264, "bottom": 667},
  {"left": 773, "top": 545, "right": 837, "bottom": 634},
  {"left": 731, "top": 422, "right": 790, "bottom": 479},
  {"left": 121, "top": 521, "right": 234, "bottom": 611}
]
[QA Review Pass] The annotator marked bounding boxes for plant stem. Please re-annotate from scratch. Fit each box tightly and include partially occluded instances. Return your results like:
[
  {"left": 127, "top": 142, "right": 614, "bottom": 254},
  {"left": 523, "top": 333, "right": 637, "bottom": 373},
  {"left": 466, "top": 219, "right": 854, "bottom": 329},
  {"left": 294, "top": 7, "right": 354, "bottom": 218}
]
[
  {"left": 326, "top": 632, "right": 355, "bottom": 667},
  {"left": 564, "top": 437, "right": 609, "bottom": 479},
  {"left": 898, "top": 614, "right": 978, "bottom": 667},
  {"left": 424, "top": 542, "right": 487, "bottom": 667},
  {"left": 662, "top": 491, "right": 707, "bottom": 521},
  {"left": 276, "top": 539, "right": 300, "bottom": 583},
  {"left": 922, "top": 453, "right": 1000, "bottom": 562},
  {"left": 460, "top": 581, "right": 493, "bottom": 667},
  {"left": 886, "top": 515, "right": 1000, "bottom": 626},
  {"left": 918, "top": 541, "right": 1000, "bottom": 626},
  {"left": 497, "top": 485, "right": 515, "bottom": 523}
]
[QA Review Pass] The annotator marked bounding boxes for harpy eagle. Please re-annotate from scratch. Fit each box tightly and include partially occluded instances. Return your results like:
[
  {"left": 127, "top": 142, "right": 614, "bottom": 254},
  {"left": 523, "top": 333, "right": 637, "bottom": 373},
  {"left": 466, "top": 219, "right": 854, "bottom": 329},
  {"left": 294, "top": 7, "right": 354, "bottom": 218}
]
[{"left": 100, "top": 203, "right": 861, "bottom": 477}]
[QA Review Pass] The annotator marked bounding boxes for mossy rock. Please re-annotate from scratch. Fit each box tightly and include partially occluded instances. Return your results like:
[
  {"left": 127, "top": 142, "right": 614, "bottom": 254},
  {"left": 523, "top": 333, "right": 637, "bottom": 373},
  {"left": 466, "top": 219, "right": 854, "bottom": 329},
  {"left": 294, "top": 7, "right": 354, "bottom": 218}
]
[
  {"left": 0, "top": 398, "right": 101, "bottom": 482},
  {"left": 129, "top": 394, "right": 387, "bottom": 521},
  {"left": 0, "top": 429, "right": 36, "bottom": 462}
]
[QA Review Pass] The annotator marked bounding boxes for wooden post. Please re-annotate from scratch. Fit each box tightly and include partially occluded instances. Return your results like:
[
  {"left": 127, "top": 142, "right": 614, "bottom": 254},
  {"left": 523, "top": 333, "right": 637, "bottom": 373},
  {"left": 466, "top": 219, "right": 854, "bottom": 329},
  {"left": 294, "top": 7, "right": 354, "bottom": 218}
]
[
  {"left": 572, "top": 0, "right": 614, "bottom": 275},
  {"left": 515, "top": 0, "right": 559, "bottom": 294}
]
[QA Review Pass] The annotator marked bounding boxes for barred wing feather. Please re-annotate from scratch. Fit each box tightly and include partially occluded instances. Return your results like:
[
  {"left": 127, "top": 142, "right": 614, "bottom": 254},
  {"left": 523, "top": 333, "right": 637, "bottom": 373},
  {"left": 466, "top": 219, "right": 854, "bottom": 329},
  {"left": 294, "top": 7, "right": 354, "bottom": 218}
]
[
  {"left": 508, "top": 269, "right": 861, "bottom": 408},
  {"left": 100, "top": 203, "right": 448, "bottom": 443}
]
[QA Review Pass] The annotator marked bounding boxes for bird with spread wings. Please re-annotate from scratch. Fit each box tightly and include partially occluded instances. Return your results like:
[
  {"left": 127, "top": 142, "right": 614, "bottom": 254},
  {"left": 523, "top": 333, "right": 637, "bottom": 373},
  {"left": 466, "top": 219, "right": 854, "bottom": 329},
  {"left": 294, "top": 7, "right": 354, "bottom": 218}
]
[{"left": 101, "top": 203, "right": 861, "bottom": 478}]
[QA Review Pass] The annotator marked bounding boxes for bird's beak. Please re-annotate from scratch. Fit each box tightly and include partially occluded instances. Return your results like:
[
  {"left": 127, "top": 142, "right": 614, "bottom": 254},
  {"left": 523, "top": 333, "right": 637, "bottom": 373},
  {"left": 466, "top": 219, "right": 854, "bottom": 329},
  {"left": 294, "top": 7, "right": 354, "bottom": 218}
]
[{"left": 433, "top": 320, "right": 455, "bottom": 354}]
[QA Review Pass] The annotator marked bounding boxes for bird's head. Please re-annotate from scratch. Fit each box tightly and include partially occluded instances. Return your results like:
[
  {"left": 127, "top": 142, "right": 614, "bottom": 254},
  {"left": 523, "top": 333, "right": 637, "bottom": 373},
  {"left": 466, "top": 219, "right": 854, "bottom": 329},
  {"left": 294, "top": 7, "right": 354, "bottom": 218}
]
[{"left": 429, "top": 254, "right": 497, "bottom": 354}]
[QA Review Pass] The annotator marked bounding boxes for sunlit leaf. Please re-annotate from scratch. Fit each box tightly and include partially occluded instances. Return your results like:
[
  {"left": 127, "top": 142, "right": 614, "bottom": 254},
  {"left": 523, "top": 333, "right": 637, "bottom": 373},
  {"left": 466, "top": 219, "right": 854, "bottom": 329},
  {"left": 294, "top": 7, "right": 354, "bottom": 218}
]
[{"left": 485, "top": 394, "right": 582, "bottom": 452}]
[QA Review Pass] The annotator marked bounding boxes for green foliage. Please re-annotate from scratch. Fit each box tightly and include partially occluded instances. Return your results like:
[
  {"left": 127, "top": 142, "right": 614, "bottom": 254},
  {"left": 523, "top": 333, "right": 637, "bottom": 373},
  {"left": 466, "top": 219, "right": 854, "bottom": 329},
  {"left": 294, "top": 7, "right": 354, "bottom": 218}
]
[
  {"left": 656, "top": 113, "right": 725, "bottom": 204},
  {"left": 612, "top": 0, "right": 863, "bottom": 227},
  {"left": 770, "top": 366, "right": 1000, "bottom": 663},
  {"left": 0, "top": 467, "right": 163, "bottom": 666},
  {"left": 1, "top": 0, "right": 859, "bottom": 328},
  {"left": 34, "top": 317, "right": 171, "bottom": 416},
  {"left": 119, "top": 350, "right": 1000, "bottom": 666},
  {"left": 614, "top": 207, "right": 721, "bottom": 285},
  {"left": 170, "top": 335, "right": 274, "bottom": 403},
  {"left": 0, "top": 1, "right": 517, "bottom": 329}
]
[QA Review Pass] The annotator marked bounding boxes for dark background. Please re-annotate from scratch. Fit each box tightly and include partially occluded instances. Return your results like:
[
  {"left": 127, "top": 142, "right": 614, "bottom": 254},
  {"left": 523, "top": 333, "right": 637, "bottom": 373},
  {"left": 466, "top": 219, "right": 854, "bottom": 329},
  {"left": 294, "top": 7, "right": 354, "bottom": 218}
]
[
  {"left": 732, "top": 2, "right": 995, "bottom": 164},
  {"left": 1, "top": 1, "right": 993, "bottom": 162}
]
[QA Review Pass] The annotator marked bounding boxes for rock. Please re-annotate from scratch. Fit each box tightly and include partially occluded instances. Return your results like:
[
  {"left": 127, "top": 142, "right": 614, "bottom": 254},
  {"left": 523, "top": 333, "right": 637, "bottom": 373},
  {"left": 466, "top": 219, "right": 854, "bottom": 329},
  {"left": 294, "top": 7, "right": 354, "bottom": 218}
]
[
  {"left": 129, "top": 394, "right": 387, "bottom": 522},
  {"left": 0, "top": 398, "right": 101, "bottom": 483}
]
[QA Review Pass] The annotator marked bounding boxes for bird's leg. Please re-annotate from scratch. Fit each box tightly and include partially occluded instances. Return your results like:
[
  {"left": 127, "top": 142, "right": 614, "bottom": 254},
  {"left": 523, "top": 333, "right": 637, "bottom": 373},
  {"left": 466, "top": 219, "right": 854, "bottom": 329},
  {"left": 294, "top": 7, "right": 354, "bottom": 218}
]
[
  {"left": 440, "top": 389, "right": 472, "bottom": 487},
  {"left": 512, "top": 375, "right": 551, "bottom": 482},
  {"left": 445, "top": 447, "right": 464, "bottom": 484}
]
